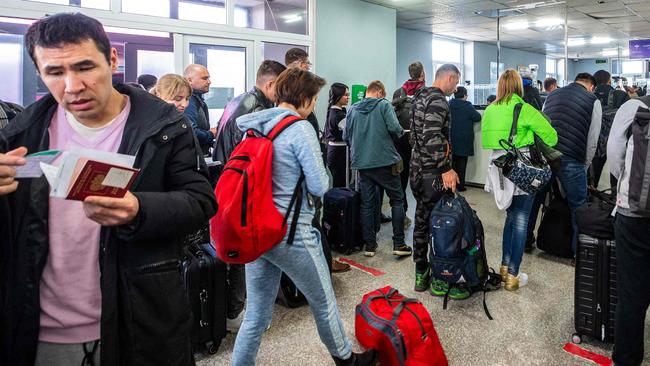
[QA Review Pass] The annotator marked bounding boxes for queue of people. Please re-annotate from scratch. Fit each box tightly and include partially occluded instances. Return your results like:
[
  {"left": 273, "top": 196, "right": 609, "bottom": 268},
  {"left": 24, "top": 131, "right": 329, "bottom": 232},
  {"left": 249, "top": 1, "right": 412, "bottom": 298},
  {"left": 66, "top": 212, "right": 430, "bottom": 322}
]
[{"left": 1, "top": 11, "right": 649, "bottom": 366}]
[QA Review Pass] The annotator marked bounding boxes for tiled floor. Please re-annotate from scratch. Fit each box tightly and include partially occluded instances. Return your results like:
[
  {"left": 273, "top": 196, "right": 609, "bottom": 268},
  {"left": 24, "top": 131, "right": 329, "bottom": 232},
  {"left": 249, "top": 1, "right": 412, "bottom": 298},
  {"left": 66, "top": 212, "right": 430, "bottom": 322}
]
[{"left": 197, "top": 187, "right": 650, "bottom": 365}]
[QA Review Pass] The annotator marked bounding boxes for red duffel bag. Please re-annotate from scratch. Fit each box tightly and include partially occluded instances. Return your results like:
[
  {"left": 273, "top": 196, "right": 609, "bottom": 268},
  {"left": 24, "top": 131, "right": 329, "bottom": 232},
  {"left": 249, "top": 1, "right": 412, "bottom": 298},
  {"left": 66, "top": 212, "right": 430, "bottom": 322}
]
[{"left": 355, "top": 286, "right": 448, "bottom": 366}]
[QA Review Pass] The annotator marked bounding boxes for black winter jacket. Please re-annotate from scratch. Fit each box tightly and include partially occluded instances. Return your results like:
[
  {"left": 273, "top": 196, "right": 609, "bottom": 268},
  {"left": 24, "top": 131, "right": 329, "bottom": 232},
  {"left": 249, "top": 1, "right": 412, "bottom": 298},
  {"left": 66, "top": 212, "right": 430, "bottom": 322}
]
[
  {"left": 0, "top": 85, "right": 217, "bottom": 366},
  {"left": 212, "top": 87, "right": 273, "bottom": 164}
]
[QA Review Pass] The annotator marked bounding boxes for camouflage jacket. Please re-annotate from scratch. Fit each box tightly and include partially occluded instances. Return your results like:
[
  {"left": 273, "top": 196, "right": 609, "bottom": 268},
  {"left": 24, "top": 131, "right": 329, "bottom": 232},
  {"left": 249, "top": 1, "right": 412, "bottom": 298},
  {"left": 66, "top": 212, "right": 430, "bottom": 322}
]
[{"left": 409, "top": 86, "right": 452, "bottom": 178}]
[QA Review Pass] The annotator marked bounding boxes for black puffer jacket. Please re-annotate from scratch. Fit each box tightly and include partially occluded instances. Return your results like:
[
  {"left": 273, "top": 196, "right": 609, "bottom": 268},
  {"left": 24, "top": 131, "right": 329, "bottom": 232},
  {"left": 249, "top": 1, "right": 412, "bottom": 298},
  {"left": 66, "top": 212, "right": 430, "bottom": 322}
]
[
  {"left": 0, "top": 85, "right": 217, "bottom": 366},
  {"left": 212, "top": 87, "right": 274, "bottom": 164}
]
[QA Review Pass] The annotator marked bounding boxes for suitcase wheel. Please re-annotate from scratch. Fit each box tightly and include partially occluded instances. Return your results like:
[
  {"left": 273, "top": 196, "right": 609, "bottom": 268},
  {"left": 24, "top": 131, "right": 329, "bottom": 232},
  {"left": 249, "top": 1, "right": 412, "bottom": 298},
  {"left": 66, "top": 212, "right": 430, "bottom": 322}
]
[
  {"left": 207, "top": 338, "right": 222, "bottom": 354},
  {"left": 571, "top": 333, "right": 582, "bottom": 344}
]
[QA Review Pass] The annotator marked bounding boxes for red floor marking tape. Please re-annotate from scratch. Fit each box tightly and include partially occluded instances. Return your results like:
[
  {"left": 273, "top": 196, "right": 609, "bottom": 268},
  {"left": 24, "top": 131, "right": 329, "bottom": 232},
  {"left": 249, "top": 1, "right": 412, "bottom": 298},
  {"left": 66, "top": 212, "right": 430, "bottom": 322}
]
[
  {"left": 337, "top": 257, "right": 386, "bottom": 277},
  {"left": 563, "top": 343, "right": 613, "bottom": 366}
]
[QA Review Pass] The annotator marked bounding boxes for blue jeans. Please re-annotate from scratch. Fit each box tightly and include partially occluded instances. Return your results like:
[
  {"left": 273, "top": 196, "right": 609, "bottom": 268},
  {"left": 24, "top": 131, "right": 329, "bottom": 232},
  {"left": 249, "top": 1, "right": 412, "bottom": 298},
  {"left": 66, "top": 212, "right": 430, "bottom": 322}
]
[
  {"left": 359, "top": 165, "right": 406, "bottom": 249},
  {"left": 232, "top": 225, "right": 352, "bottom": 365},
  {"left": 502, "top": 194, "right": 535, "bottom": 276},
  {"left": 557, "top": 156, "right": 588, "bottom": 254}
]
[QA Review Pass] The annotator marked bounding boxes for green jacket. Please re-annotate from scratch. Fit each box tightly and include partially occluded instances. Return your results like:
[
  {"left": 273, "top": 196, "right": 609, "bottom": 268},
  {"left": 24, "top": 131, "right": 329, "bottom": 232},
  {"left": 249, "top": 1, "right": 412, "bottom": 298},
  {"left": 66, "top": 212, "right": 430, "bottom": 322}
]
[
  {"left": 345, "top": 98, "right": 403, "bottom": 170},
  {"left": 481, "top": 94, "right": 558, "bottom": 149}
]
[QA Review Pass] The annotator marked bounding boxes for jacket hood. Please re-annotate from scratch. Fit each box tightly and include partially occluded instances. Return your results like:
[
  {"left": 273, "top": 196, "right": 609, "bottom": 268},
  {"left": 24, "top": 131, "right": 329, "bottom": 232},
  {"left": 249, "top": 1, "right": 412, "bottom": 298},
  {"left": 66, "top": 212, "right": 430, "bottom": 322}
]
[
  {"left": 402, "top": 80, "right": 425, "bottom": 96},
  {"left": 352, "top": 98, "right": 383, "bottom": 114},
  {"left": 236, "top": 107, "right": 300, "bottom": 135},
  {"left": 523, "top": 78, "right": 533, "bottom": 87}
]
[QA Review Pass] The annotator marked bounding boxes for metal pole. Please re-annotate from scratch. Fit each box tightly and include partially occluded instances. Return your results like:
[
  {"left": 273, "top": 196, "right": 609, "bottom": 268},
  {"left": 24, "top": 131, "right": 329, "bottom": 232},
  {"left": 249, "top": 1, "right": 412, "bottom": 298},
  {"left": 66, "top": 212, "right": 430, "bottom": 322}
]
[
  {"left": 496, "top": 10, "right": 501, "bottom": 70},
  {"left": 563, "top": 5, "right": 569, "bottom": 85}
]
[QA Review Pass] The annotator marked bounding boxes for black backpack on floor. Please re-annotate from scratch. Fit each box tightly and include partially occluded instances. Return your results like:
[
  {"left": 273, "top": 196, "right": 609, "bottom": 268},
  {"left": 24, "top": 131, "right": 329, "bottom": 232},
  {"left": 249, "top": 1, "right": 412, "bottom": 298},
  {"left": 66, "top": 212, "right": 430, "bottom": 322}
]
[{"left": 537, "top": 181, "right": 574, "bottom": 258}]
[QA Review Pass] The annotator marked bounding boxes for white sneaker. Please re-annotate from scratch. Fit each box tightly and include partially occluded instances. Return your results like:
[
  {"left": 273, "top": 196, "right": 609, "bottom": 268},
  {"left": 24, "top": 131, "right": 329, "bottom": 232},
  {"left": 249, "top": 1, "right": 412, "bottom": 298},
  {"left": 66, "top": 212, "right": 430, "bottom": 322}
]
[
  {"left": 518, "top": 272, "right": 528, "bottom": 288},
  {"left": 226, "top": 311, "right": 245, "bottom": 333}
]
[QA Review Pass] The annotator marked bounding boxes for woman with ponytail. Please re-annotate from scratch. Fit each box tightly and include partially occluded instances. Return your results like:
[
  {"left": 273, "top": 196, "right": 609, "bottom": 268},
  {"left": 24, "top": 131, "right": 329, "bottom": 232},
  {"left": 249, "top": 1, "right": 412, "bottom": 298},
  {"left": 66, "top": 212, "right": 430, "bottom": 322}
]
[{"left": 324, "top": 82, "right": 350, "bottom": 187}]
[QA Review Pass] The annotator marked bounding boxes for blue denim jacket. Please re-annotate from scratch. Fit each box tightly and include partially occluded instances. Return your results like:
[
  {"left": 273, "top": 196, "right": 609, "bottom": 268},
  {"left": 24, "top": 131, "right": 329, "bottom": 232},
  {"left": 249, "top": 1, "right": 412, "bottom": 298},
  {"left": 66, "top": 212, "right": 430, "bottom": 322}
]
[{"left": 237, "top": 107, "right": 329, "bottom": 225}]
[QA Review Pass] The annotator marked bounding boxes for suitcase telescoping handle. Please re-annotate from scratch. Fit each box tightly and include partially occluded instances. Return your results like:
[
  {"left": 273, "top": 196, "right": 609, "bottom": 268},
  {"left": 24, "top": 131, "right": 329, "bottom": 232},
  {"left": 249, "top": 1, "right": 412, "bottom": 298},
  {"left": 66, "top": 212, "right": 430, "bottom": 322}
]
[{"left": 199, "top": 289, "right": 210, "bottom": 328}]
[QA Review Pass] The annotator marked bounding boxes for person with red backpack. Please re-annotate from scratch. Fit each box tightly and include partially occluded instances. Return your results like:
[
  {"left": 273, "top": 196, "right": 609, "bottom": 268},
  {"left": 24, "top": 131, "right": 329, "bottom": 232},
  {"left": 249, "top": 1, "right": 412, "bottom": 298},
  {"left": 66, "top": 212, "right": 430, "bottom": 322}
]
[{"left": 227, "top": 68, "right": 377, "bottom": 365}]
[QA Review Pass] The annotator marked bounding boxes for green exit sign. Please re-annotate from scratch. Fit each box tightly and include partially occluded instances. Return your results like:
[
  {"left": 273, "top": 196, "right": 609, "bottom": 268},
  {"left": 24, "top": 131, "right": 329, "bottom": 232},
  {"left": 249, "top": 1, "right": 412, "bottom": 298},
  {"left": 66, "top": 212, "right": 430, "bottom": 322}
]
[{"left": 596, "top": 59, "right": 608, "bottom": 64}]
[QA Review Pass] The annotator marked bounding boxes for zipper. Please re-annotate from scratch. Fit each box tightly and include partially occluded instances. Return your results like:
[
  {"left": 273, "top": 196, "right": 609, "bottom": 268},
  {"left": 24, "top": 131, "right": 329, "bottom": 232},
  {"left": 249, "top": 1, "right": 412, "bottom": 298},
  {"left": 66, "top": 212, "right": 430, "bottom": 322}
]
[
  {"left": 403, "top": 305, "right": 428, "bottom": 340},
  {"left": 359, "top": 304, "right": 407, "bottom": 364},
  {"left": 224, "top": 167, "right": 249, "bottom": 227},
  {"left": 595, "top": 240, "right": 605, "bottom": 341},
  {"left": 139, "top": 259, "right": 180, "bottom": 274}
]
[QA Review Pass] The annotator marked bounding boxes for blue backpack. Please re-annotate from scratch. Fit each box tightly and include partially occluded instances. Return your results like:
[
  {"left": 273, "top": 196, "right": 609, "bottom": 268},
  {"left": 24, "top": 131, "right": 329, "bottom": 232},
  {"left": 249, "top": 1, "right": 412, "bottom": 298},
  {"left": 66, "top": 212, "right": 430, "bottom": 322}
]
[{"left": 429, "top": 194, "right": 500, "bottom": 318}]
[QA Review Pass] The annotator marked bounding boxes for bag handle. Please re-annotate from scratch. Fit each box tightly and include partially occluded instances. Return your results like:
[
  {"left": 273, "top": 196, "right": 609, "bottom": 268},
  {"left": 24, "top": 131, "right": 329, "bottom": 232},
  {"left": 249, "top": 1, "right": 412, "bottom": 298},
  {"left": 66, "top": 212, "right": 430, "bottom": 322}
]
[
  {"left": 508, "top": 103, "right": 524, "bottom": 145},
  {"left": 268, "top": 115, "right": 304, "bottom": 140}
]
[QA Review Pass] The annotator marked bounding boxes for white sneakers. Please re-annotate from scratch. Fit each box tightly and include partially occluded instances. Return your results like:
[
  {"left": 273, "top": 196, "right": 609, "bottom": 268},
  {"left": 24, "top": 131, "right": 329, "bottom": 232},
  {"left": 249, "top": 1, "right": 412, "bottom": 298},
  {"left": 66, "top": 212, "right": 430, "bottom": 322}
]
[{"left": 226, "top": 311, "right": 245, "bottom": 333}]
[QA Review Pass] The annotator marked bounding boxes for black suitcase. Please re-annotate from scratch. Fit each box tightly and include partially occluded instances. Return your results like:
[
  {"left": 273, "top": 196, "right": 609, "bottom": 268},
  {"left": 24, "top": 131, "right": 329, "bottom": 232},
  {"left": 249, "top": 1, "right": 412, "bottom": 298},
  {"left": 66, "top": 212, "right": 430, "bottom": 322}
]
[
  {"left": 572, "top": 234, "right": 617, "bottom": 344},
  {"left": 537, "top": 182, "right": 574, "bottom": 258},
  {"left": 182, "top": 243, "right": 227, "bottom": 354},
  {"left": 323, "top": 187, "right": 363, "bottom": 254}
]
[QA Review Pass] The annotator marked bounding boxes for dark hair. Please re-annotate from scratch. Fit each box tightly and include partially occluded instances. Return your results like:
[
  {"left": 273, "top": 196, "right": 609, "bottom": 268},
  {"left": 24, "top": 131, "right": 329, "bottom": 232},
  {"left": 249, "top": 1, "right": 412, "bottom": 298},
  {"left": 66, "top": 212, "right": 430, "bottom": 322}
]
[
  {"left": 543, "top": 77, "right": 557, "bottom": 91},
  {"left": 327, "top": 82, "right": 349, "bottom": 122},
  {"left": 256, "top": 60, "right": 286, "bottom": 83},
  {"left": 137, "top": 74, "right": 158, "bottom": 91},
  {"left": 25, "top": 13, "right": 111, "bottom": 68},
  {"left": 593, "top": 70, "right": 611, "bottom": 85},
  {"left": 275, "top": 68, "right": 326, "bottom": 108},
  {"left": 435, "top": 64, "right": 460, "bottom": 80},
  {"left": 453, "top": 86, "right": 467, "bottom": 99},
  {"left": 408, "top": 61, "right": 424, "bottom": 80},
  {"left": 487, "top": 94, "right": 496, "bottom": 104},
  {"left": 575, "top": 72, "right": 597, "bottom": 86},
  {"left": 285, "top": 47, "right": 309, "bottom": 66}
]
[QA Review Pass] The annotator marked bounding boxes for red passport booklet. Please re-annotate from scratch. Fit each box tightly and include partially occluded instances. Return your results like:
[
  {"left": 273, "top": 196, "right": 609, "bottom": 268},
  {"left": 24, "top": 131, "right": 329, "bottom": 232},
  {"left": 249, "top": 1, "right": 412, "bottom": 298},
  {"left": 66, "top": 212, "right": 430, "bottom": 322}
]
[{"left": 66, "top": 159, "right": 139, "bottom": 201}]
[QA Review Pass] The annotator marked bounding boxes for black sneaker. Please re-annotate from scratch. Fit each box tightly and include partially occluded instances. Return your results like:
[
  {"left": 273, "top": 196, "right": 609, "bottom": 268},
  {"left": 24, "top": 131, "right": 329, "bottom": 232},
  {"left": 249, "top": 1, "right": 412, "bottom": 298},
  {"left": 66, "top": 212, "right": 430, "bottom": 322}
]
[
  {"left": 380, "top": 213, "right": 392, "bottom": 223},
  {"left": 364, "top": 247, "right": 376, "bottom": 257},
  {"left": 392, "top": 245, "right": 412, "bottom": 257},
  {"left": 333, "top": 349, "right": 379, "bottom": 366}
]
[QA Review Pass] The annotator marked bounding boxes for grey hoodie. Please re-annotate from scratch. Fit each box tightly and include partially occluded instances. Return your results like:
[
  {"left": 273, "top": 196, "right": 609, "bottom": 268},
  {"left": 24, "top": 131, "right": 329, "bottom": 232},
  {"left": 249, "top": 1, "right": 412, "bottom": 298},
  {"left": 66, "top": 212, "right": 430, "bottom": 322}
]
[{"left": 344, "top": 98, "right": 404, "bottom": 170}]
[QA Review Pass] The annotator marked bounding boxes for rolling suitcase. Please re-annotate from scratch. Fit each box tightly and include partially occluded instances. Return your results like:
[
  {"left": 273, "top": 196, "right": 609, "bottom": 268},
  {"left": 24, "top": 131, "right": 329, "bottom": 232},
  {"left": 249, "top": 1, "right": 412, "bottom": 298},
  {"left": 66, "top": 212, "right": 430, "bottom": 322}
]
[
  {"left": 182, "top": 243, "right": 227, "bottom": 354},
  {"left": 323, "top": 142, "right": 363, "bottom": 254},
  {"left": 572, "top": 234, "right": 617, "bottom": 344}
]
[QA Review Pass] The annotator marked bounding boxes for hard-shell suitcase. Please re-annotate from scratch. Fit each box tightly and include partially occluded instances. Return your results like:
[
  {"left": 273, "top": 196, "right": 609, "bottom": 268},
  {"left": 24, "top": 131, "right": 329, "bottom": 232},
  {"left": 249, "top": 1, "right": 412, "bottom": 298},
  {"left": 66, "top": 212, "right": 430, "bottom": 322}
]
[
  {"left": 572, "top": 234, "right": 617, "bottom": 344},
  {"left": 182, "top": 243, "right": 227, "bottom": 354}
]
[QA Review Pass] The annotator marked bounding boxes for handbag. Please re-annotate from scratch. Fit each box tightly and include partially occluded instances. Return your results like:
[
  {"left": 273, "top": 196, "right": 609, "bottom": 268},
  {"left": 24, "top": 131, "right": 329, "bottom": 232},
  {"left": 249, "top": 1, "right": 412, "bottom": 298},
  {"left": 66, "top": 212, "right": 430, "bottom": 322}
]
[{"left": 492, "top": 103, "right": 552, "bottom": 194}]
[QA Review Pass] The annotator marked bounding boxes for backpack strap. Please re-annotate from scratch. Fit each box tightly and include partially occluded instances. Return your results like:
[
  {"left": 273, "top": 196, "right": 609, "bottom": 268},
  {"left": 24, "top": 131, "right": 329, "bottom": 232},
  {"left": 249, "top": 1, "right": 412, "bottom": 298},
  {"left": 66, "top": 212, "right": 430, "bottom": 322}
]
[
  {"left": 268, "top": 115, "right": 304, "bottom": 140},
  {"left": 270, "top": 115, "right": 308, "bottom": 245}
]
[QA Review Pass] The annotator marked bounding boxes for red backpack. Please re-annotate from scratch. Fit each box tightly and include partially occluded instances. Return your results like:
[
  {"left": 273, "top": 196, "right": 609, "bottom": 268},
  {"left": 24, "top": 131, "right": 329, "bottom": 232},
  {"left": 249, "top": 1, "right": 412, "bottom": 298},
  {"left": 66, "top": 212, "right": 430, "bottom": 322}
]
[
  {"left": 356, "top": 287, "right": 448, "bottom": 366},
  {"left": 210, "top": 115, "right": 305, "bottom": 264}
]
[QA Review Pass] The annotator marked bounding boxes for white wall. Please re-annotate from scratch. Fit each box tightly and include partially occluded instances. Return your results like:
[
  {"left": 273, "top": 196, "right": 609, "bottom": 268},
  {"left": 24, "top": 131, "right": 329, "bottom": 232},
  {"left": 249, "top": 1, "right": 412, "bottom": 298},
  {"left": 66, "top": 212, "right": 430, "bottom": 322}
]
[
  {"left": 314, "top": 0, "right": 396, "bottom": 124},
  {"left": 569, "top": 59, "right": 610, "bottom": 80},
  {"left": 396, "top": 28, "right": 433, "bottom": 86},
  {"left": 473, "top": 42, "right": 547, "bottom": 84}
]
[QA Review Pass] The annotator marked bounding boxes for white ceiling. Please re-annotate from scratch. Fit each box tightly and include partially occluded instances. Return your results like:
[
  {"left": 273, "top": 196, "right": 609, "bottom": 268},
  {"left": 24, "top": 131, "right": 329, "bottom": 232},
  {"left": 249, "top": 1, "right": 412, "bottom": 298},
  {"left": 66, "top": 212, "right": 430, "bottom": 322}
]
[{"left": 361, "top": 0, "right": 650, "bottom": 59}]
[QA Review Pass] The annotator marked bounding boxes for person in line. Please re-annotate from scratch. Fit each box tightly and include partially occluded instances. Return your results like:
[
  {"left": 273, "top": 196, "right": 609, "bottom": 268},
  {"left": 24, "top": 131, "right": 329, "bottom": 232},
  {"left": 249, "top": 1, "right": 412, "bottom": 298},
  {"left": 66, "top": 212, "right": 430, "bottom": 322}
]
[
  {"left": 184, "top": 63, "right": 216, "bottom": 155},
  {"left": 543, "top": 73, "right": 601, "bottom": 258},
  {"left": 231, "top": 68, "right": 377, "bottom": 366},
  {"left": 410, "top": 64, "right": 461, "bottom": 295},
  {"left": 345, "top": 80, "right": 412, "bottom": 259},
  {"left": 522, "top": 72, "right": 543, "bottom": 110},
  {"left": 607, "top": 95, "right": 650, "bottom": 366},
  {"left": 285, "top": 48, "right": 350, "bottom": 273},
  {"left": 449, "top": 86, "right": 481, "bottom": 192},
  {"left": 212, "top": 59, "right": 289, "bottom": 331},
  {"left": 482, "top": 69, "right": 557, "bottom": 291},
  {"left": 324, "top": 82, "right": 350, "bottom": 188},
  {"left": 136, "top": 73, "right": 157, "bottom": 91},
  {"left": 150, "top": 73, "right": 191, "bottom": 113},
  {"left": 0, "top": 13, "right": 217, "bottom": 365},
  {"left": 543, "top": 77, "right": 558, "bottom": 94},
  {"left": 487, "top": 94, "right": 496, "bottom": 105},
  {"left": 392, "top": 61, "right": 427, "bottom": 223},
  {"left": 591, "top": 69, "right": 630, "bottom": 191}
]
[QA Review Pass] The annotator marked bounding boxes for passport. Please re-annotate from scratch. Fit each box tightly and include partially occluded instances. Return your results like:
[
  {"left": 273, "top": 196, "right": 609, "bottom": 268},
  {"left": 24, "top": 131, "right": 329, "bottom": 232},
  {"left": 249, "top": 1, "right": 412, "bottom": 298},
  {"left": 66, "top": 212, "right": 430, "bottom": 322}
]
[{"left": 65, "top": 159, "right": 139, "bottom": 201}]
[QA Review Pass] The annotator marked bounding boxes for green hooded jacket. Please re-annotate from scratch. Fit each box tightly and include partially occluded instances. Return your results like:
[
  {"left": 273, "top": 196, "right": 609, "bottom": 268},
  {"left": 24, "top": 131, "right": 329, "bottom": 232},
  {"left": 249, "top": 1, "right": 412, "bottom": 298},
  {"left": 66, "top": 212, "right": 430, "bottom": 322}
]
[
  {"left": 481, "top": 94, "right": 558, "bottom": 149},
  {"left": 345, "top": 98, "right": 404, "bottom": 170}
]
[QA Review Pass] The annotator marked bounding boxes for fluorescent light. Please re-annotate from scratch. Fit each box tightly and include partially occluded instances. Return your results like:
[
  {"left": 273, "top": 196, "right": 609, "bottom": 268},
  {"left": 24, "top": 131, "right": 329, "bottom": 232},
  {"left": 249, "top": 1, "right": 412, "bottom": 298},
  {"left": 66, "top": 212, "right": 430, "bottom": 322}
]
[
  {"left": 602, "top": 49, "right": 619, "bottom": 56},
  {"left": 535, "top": 18, "right": 563, "bottom": 27},
  {"left": 0, "top": 16, "right": 35, "bottom": 25},
  {"left": 567, "top": 38, "right": 586, "bottom": 46},
  {"left": 591, "top": 36, "right": 613, "bottom": 44},
  {"left": 103, "top": 26, "right": 169, "bottom": 38},
  {"left": 283, "top": 14, "right": 303, "bottom": 23},
  {"left": 504, "top": 21, "right": 529, "bottom": 30}
]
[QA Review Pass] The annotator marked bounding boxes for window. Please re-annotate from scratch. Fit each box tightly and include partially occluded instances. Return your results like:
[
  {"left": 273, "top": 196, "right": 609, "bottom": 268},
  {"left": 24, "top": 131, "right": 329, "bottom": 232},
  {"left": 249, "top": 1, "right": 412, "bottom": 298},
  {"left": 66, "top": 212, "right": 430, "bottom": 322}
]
[
  {"left": 136, "top": 50, "right": 175, "bottom": 80},
  {"left": 622, "top": 60, "right": 644, "bottom": 75},
  {"left": 0, "top": 34, "right": 23, "bottom": 105},
  {"left": 546, "top": 58, "right": 556, "bottom": 77},
  {"left": 122, "top": 0, "right": 170, "bottom": 18},
  {"left": 178, "top": 1, "right": 226, "bottom": 24},
  {"left": 432, "top": 38, "right": 462, "bottom": 64},
  {"left": 261, "top": 42, "right": 307, "bottom": 65},
  {"left": 233, "top": 0, "right": 308, "bottom": 35},
  {"left": 26, "top": 0, "right": 110, "bottom": 9}
]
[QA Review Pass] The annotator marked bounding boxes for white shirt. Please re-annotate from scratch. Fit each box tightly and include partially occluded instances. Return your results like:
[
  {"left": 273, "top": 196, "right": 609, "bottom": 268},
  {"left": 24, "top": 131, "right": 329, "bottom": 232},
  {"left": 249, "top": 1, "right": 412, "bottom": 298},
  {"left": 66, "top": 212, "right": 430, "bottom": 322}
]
[{"left": 65, "top": 111, "right": 115, "bottom": 141}]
